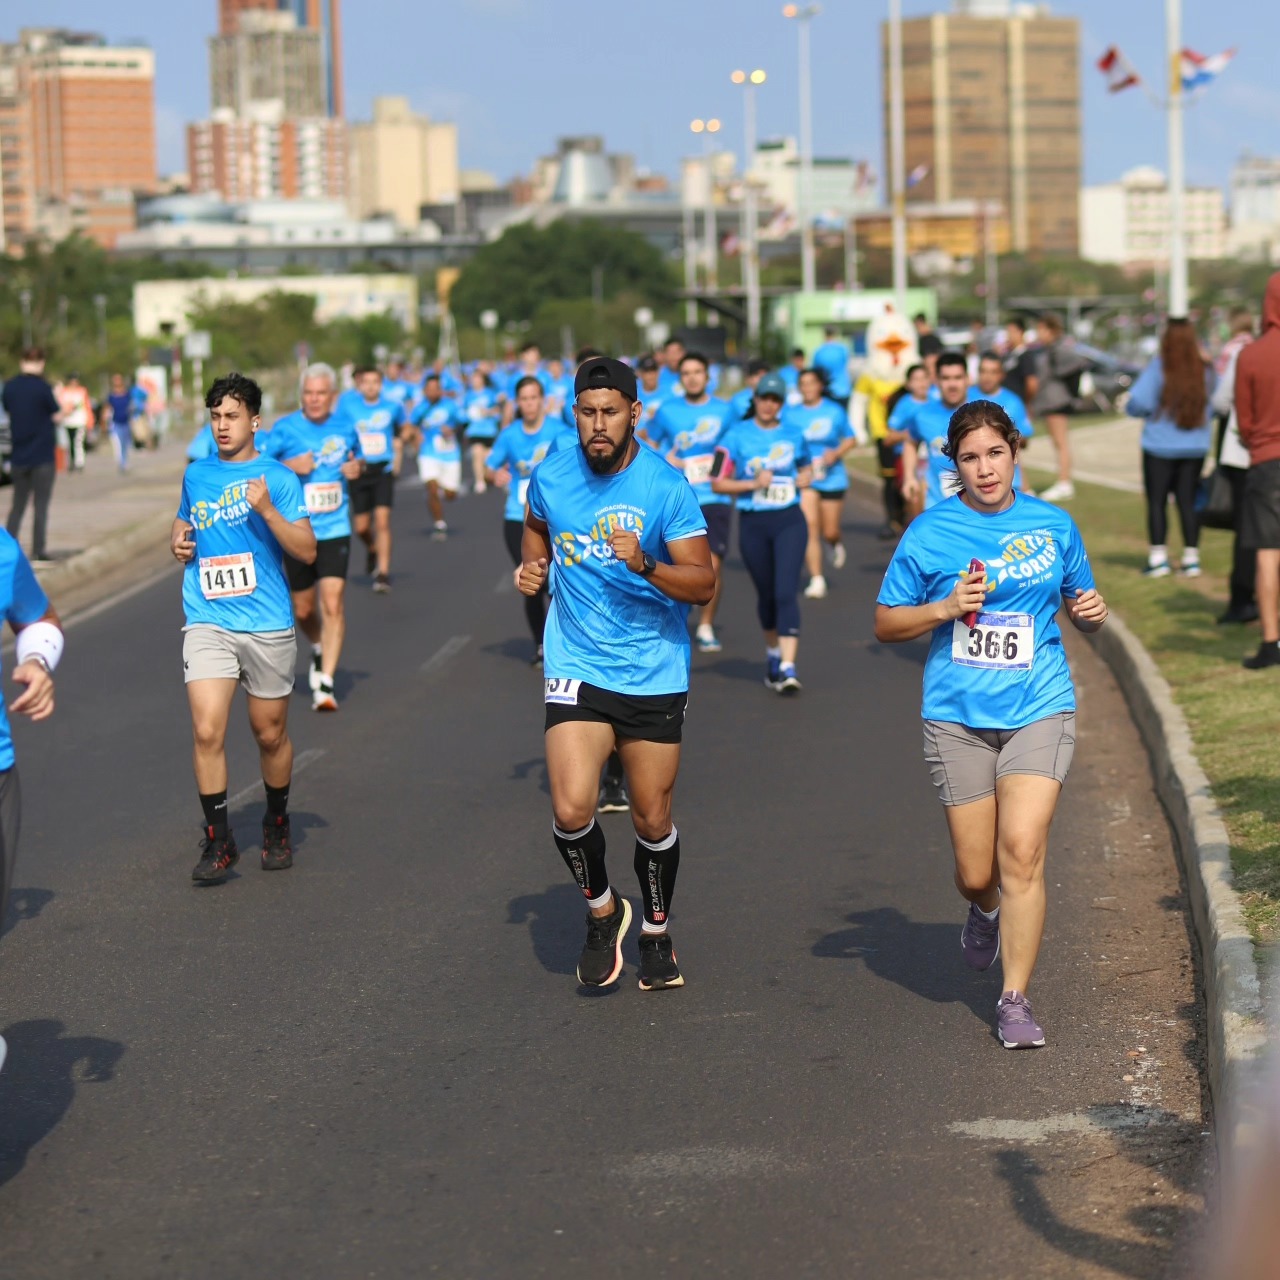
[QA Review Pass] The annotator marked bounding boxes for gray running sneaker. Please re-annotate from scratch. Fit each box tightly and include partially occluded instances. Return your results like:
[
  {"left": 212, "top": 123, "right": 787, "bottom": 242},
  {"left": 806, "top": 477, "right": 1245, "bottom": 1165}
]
[
  {"left": 961, "top": 903, "right": 1000, "bottom": 971},
  {"left": 576, "top": 893, "right": 632, "bottom": 987},
  {"left": 996, "top": 990, "right": 1046, "bottom": 1049}
]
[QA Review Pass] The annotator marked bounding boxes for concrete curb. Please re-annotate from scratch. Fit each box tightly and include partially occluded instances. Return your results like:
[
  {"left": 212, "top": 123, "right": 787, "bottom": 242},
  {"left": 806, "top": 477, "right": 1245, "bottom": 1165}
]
[
  {"left": 1088, "top": 616, "right": 1268, "bottom": 1179},
  {"left": 33, "top": 508, "right": 175, "bottom": 602},
  {"left": 845, "top": 462, "right": 1268, "bottom": 1176}
]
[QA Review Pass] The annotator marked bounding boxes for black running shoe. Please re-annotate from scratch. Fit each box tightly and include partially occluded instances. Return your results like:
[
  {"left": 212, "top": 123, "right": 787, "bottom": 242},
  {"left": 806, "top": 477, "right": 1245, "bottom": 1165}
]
[
  {"left": 637, "top": 932, "right": 684, "bottom": 991},
  {"left": 597, "top": 778, "right": 631, "bottom": 813},
  {"left": 261, "top": 815, "right": 293, "bottom": 871},
  {"left": 373, "top": 572, "right": 391, "bottom": 594},
  {"left": 1243, "top": 641, "right": 1280, "bottom": 670},
  {"left": 530, "top": 643, "right": 544, "bottom": 667},
  {"left": 192, "top": 827, "right": 239, "bottom": 884},
  {"left": 576, "top": 893, "right": 632, "bottom": 987}
]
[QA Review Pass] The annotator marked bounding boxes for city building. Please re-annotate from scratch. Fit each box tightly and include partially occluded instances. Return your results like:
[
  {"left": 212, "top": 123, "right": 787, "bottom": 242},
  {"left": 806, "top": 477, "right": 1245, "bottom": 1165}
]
[
  {"left": 1080, "top": 166, "right": 1227, "bottom": 266},
  {"left": 0, "top": 27, "right": 156, "bottom": 248},
  {"left": 218, "top": 0, "right": 342, "bottom": 115},
  {"left": 209, "top": 10, "right": 327, "bottom": 118},
  {"left": 188, "top": 105, "right": 346, "bottom": 201},
  {"left": 1229, "top": 152, "right": 1280, "bottom": 261},
  {"left": 749, "top": 138, "right": 879, "bottom": 221},
  {"left": 133, "top": 271, "right": 419, "bottom": 337},
  {"left": 882, "top": 0, "right": 1080, "bottom": 255},
  {"left": 855, "top": 201, "right": 1012, "bottom": 259},
  {"left": 347, "top": 96, "right": 458, "bottom": 229},
  {"left": 529, "top": 137, "right": 639, "bottom": 206}
]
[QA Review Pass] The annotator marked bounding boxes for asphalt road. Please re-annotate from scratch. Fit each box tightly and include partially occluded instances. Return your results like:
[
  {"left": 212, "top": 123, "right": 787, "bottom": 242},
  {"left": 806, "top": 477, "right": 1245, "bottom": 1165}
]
[{"left": 0, "top": 475, "right": 1210, "bottom": 1278}]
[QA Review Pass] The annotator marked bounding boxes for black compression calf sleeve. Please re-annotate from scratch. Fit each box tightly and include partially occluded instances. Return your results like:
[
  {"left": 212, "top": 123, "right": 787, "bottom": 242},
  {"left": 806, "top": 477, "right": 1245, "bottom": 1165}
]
[
  {"left": 200, "top": 790, "right": 228, "bottom": 838},
  {"left": 264, "top": 782, "right": 290, "bottom": 817},
  {"left": 634, "top": 828, "right": 680, "bottom": 932},
  {"left": 553, "top": 819, "right": 609, "bottom": 905}
]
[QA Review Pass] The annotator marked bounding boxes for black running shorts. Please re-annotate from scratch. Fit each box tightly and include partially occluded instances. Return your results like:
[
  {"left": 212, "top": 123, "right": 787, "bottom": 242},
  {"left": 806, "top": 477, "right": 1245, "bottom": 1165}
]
[
  {"left": 349, "top": 463, "right": 395, "bottom": 515},
  {"left": 701, "top": 502, "right": 731, "bottom": 559},
  {"left": 544, "top": 680, "right": 688, "bottom": 744},
  {"left": 285, "top": 536, "right": 350, "bottom": 591}
]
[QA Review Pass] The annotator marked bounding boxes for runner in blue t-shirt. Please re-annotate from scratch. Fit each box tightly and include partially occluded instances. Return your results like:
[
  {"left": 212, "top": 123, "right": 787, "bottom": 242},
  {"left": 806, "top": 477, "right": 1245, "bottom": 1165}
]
[
  {"left": 728, "top": 359, "right": 770, "bottom": 423},
  {"left": 381, "top": 359, "right": 417, "bottom": 417},
  {"left": 712, "top": 371, "right": 813, "bottom": 692},
  {"left": 259, "top": 362, "right": 364, "bottom": 712},
  {"left": 338, "top": 366, "right": 406, "bottom": 593},
  {"left": 410, "top": 375, "right": 466, "bottom": 539},
  {"left": 649, "top": 352, "right": 734, "bottom": 654},
  {"left": 519, "top": 357, "right": 714, "bottom": 993},
  {"left": 779, "top": 349, "right": 806, "bottom": 406},
  {"left": 785, "top": 368, "right": 857, "bottom": 601},
  {"left": 486, "top": 376, "right": 573, "bottom": 664},
  {"left": 171, "top": 372, "right": 316, "bottom": 886},
  {"left": 971, "top": 351, "right": 1035, "bottom": 495},
  {"left": 875, "top": 396, "right": 1109, "bottom": 1050},
  {"left": 655, "top": 338, "right": 686, "bottom": 402},
  {"left": 812, "top": 326, "right": 853, "bottom": 401},
  {"left": 462, "top": 369, "right": 504, "bottom": 494},
  {"left": 0, "top": 525, "right": 66, "bottom": 1075},
  {"left": 898, "top": 350, "right": 972, "bottom": 510},
  {"left": 634, "top": 355, "right": 666, "bottom": 446}
]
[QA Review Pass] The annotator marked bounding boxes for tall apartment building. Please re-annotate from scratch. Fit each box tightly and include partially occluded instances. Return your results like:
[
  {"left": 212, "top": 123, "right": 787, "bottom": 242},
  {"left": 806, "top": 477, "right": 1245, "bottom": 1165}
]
[
  {"left": 1080, "top": 167, "right": 1226, "bottom": 266},
  {"left": 0, "top": 28, "right": 156, "bottom": 248},
  {"left": 188, "top": 107, "right": 346, "bottom": 201},
  {"left": 218, "top": 0, "right": 342, "bottom": 118},
  {"left": 210, "top": 10, "right": 326, "bottom": 117},
  {"left": 348, "top": 96, "right": 458, "bottom": 228},
  {"left": 882, "top": 0, "right": 1081, "bottom": 256}
]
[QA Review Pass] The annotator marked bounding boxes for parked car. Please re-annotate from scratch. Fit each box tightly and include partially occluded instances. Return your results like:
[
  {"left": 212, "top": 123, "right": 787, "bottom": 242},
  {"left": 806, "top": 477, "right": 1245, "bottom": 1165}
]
[{"left": 1069, "top": 343, "right": 1143, "bottom": 414}]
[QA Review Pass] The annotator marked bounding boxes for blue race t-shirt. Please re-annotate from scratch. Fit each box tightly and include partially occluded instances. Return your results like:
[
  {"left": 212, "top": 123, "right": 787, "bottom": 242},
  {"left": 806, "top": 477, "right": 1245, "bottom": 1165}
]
[
  {"left": 877, "top": 492, "right": 1095, "bottom": 730},
  {"left": 812, "top": 341, "right": 852, "bottom": 399},
  {"left": 968, "top": 386, "right": 1034, "bottom": 439},
  {"left": 649, "top": 397, "right": 734, "bottom": 507},
  {"left": 177, "top": 457, "right": 309, "bottom": 633},
  {"left": 413, "top": 397, "right": 466, "bottom": 461},
  {"left": 336, "top": 392, "right": 404, "bottom": 466},
  {"left": 487, "top": 418, "right": 573, "bottom": 522},
  {"left": 528, "top": 444, "right": 707, "bottom": 696},
  {"left": 728, "top": 386, "right": 755, "bottom": 422},
  {"left": 901, "top": 397, "right": 968, "bottom": 508},
  {"left": 718, "top": 420, "right": 812, "bottom": 513},
  {"left": 783, "top": 401, "right": 854, "bottom": 494},
  {"left": 260, "top": 410, "right": 363, "bottom": 541},
  {"left": 0, "top": 532, "right": 51, "bottom": 769},
  {"left": 463, "top": 387, "right": 503, "bottom": 441}
]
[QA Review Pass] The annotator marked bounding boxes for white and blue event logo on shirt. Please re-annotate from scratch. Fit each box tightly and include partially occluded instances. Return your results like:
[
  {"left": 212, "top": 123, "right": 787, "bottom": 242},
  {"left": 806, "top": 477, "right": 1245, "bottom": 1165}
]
[
  {"left": 190, "top": 480, "right": 253, "bottom": 531},
  {"left": 983, "top": 530, "right": 1059, "bottom": 589},
  {"left": 553, "top": 506, "right": 646, "bottom": 568}
]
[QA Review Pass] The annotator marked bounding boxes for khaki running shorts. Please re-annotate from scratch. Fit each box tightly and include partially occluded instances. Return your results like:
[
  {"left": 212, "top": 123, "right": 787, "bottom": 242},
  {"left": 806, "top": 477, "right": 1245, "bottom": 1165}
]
[
  {"left": 182, "top": 625, "right": 296, "bottom": 700},
  {"left": 922, "top": 712, "right": 1076, "bottom": 807}
]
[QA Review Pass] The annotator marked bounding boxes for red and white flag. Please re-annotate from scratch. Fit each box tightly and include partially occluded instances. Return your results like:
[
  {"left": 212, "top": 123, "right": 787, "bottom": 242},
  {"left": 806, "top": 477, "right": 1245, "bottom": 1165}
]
[{"left": 1098, "top": 46, "right": 1141, "bottom": 94}]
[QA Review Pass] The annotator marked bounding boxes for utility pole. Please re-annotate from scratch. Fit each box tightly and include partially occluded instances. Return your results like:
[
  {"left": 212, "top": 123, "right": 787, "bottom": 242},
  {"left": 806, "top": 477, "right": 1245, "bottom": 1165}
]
[{"left": 888, "top": 0, "right": 908, "bottom": 312}]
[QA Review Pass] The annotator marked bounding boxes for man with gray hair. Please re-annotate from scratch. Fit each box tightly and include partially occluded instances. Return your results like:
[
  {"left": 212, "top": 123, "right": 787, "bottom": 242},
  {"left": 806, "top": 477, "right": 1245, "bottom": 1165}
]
[{"left": 259, "top": 363, "right": 365, "bottom": 711}]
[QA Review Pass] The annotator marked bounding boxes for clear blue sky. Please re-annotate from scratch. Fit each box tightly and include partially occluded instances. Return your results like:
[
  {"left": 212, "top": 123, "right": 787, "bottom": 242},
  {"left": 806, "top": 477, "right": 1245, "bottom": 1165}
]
[{"left": 18, "top": 0, "right": 1280, "bottom": 196}]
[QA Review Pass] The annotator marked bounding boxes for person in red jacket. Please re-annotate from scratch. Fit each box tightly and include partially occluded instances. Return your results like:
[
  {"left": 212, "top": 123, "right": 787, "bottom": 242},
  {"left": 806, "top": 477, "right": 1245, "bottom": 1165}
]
[{"left": 1236, "top": 273, "right": 1280, "bottom": 669}]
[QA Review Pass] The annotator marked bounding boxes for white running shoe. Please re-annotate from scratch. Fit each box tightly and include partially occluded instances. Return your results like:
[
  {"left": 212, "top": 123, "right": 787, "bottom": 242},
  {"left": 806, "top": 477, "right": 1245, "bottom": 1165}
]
[
  {"left": 804, "top": 575, "right": 828, "bottom": 599},
  {"left": 308, "top": 649, "right": 323, "bottom": 693},
  {"left": 312, "top": 681, "right": 338, "bottom": 713},
  {"left": 0, "top": 1033, "right": 7, "bottom": 1076},
  {"left": 1038, "top": 480, "right": 1075, "bottom": 502},
  {"left": 1181, "top": 558, "right": 1202, "bottom": 578},
  {"left": 432, "top": 521, "right": 448, "bottom": 541},
  {"left": 830, "top": 542, "right": 847, "bottom": 570}
]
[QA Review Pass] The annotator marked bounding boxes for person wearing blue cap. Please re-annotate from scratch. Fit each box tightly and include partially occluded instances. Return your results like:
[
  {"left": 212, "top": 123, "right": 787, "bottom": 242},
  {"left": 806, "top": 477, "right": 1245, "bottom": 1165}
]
[
  {"left": 517, "top": 356, "right": 715, "bottom": 993},
  {"left": 712, "top": 371, "right": 814, "bottom": 692}
]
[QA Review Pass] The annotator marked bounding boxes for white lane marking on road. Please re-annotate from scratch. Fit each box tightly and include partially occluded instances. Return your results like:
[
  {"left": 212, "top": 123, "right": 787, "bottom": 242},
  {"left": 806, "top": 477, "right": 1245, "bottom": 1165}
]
[
  {"left": 420, "top": 634, "right": 470, "bottom": 675},
  {"left": 947, "top": 1105, "right": 1174, "bottom": 1145},
  {"left": 229, "top": 747, "right": 326, "bottom": 808},
  {"left": 58, "top": 564, "right": 177, "bottom": 633}
]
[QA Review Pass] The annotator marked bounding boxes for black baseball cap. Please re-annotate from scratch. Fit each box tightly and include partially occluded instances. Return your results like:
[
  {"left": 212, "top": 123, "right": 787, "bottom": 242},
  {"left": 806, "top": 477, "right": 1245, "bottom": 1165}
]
[{"left": 574, "top": 356, "right": 637, "bottom": 402}]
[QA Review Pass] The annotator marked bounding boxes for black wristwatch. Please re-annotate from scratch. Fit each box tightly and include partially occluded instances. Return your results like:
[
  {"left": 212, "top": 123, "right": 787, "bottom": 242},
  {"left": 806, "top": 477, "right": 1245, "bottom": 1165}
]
[{"left": 639, "top": 553, "right": 658, "bottom": 577}]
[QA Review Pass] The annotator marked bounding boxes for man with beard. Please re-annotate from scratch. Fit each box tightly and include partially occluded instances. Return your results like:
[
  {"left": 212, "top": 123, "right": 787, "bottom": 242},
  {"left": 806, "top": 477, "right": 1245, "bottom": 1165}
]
[{"left": 517, "top": 357, "right": 714, "bottom": 991}]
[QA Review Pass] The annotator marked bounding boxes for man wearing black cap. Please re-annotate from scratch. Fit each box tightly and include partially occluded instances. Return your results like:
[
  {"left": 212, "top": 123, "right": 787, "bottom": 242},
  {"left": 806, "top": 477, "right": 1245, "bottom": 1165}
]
[{"left": 518, "top": 356, "right": 715, "bottom": 991}]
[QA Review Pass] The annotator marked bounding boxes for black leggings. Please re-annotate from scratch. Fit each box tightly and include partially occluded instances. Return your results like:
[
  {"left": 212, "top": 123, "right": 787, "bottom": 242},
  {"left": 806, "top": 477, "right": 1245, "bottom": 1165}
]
[
  {"left": 503, "top": 519, "right": 548, "bottom": 644},
  {"left": 1142, "top": 452, "right": 1204, "bottom": 548},
  {"left": 738, "top": 506, "right": 807, "bottom": 637}
]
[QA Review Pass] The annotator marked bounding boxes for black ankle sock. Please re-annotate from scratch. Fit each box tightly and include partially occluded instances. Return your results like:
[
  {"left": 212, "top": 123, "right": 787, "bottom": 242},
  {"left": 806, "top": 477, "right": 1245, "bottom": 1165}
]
[
  {"left": 264, "top": 782, "right": 290, "bottom": 818},
  {"left": 553, "top": 818, "right": 608, "bottom": 902},
  {"left": 634, "top": 828, "right": 680, "bottom": 930},
  {"left": 200, "top": 790, "right": 228, "bottom": 838}
]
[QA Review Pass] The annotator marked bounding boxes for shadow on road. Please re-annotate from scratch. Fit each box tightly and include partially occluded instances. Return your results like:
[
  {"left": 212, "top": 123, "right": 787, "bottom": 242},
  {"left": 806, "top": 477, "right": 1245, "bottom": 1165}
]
[
  {"left": 507, "top": 757, "right": 550, "bottom": 796},
  {"left": 1, "top": 888, "right": 54, "bottom": 939},
  {"left": 225, "top": 807, "right": 328, "bottom": 851},
  {"left": 483, "top": 637, "right": 542, "bottom": 666},
  {"left": 811, "top": 906, "right": 996, "bottom": 1027},
  {"left": 0, "top": 1019, "right": 125, "bottom": 1187},
  {"left": 507, "top": 882, "right": 590, "bottom": 977}
]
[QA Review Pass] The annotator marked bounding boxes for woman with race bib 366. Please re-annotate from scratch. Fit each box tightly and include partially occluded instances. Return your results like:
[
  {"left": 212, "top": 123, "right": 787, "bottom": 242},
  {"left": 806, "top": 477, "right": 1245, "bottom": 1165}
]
[{"left": 874, "top": 399, "right": 1108, "bottom": 1048}]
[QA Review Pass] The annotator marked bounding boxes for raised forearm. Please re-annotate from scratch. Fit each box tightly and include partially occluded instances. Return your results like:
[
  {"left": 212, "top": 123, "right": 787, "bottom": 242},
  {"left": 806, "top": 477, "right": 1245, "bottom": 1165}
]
[{"left": 874, "top": 599, "right": 954, "bottom": 643}]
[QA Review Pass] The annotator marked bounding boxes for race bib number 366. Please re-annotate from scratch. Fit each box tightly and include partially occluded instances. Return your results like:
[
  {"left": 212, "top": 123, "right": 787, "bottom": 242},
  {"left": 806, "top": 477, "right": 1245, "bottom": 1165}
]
[
  {"left": 544, "top": 678, "right": 582, "bottom": 705},
  {"left": 951, "top": 611, "right": 1034, "bottom": 671},
  {"left": 199, "top": 553, "right": 257, "bottom": 600}
]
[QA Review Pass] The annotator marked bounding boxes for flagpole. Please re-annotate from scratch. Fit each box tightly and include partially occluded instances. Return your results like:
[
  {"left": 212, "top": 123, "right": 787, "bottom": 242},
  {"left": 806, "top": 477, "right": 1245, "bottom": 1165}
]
[
  {"left": 888, "top": 0, "right": 908, "bottom": 314},
  {"left": 1167, "top": 0, "right": 1189, "bottom": 316}
]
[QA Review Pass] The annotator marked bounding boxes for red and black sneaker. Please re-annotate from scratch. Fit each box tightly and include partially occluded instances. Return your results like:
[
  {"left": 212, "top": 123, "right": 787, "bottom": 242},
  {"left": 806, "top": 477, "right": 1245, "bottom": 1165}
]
[
  {"left": 261, "top": 814, "right": 293, "bottom": 871},
  {"left": 192, "top": 827, "right": 239, "bottom": 884}
]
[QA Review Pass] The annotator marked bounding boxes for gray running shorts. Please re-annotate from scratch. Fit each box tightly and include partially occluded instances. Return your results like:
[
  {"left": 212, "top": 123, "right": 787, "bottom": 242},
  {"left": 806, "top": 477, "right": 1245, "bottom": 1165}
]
[
  {"left": 182, "top": 625, "right": 296, "bottom": 699},
  {"left": 922, "top": 712, "right": 1076, "bottom": 807}
]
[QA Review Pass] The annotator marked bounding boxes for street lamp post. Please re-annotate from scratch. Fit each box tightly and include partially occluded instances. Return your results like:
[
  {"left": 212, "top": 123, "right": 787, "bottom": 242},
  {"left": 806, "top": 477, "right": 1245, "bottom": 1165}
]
[
  {"left": 888, "top": 0, "right": 908, "bottom": 313},
  {"left": 784, "top": 4, "right": 820, "bottom": 294},
  {"left": 1166, "top": 0, "right": 1189, "bottom": 316},
  {"left": 691, "top": 118, "right": 722, "bottom": 325},
  {"left": 732, "top": 69, "right": 767, "bottom": 348}
]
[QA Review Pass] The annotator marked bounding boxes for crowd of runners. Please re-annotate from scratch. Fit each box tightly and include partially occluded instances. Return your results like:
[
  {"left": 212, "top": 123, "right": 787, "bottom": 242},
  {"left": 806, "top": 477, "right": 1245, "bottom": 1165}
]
[{"left": 135, "top": 317, "right": 1110, "bottom": 1047}]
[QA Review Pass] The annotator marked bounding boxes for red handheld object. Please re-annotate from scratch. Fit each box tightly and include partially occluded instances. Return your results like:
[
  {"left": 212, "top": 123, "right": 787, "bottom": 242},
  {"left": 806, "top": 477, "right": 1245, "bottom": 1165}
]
[{"left": 962, "top": 557, "right": 985, "bottom": 629}]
